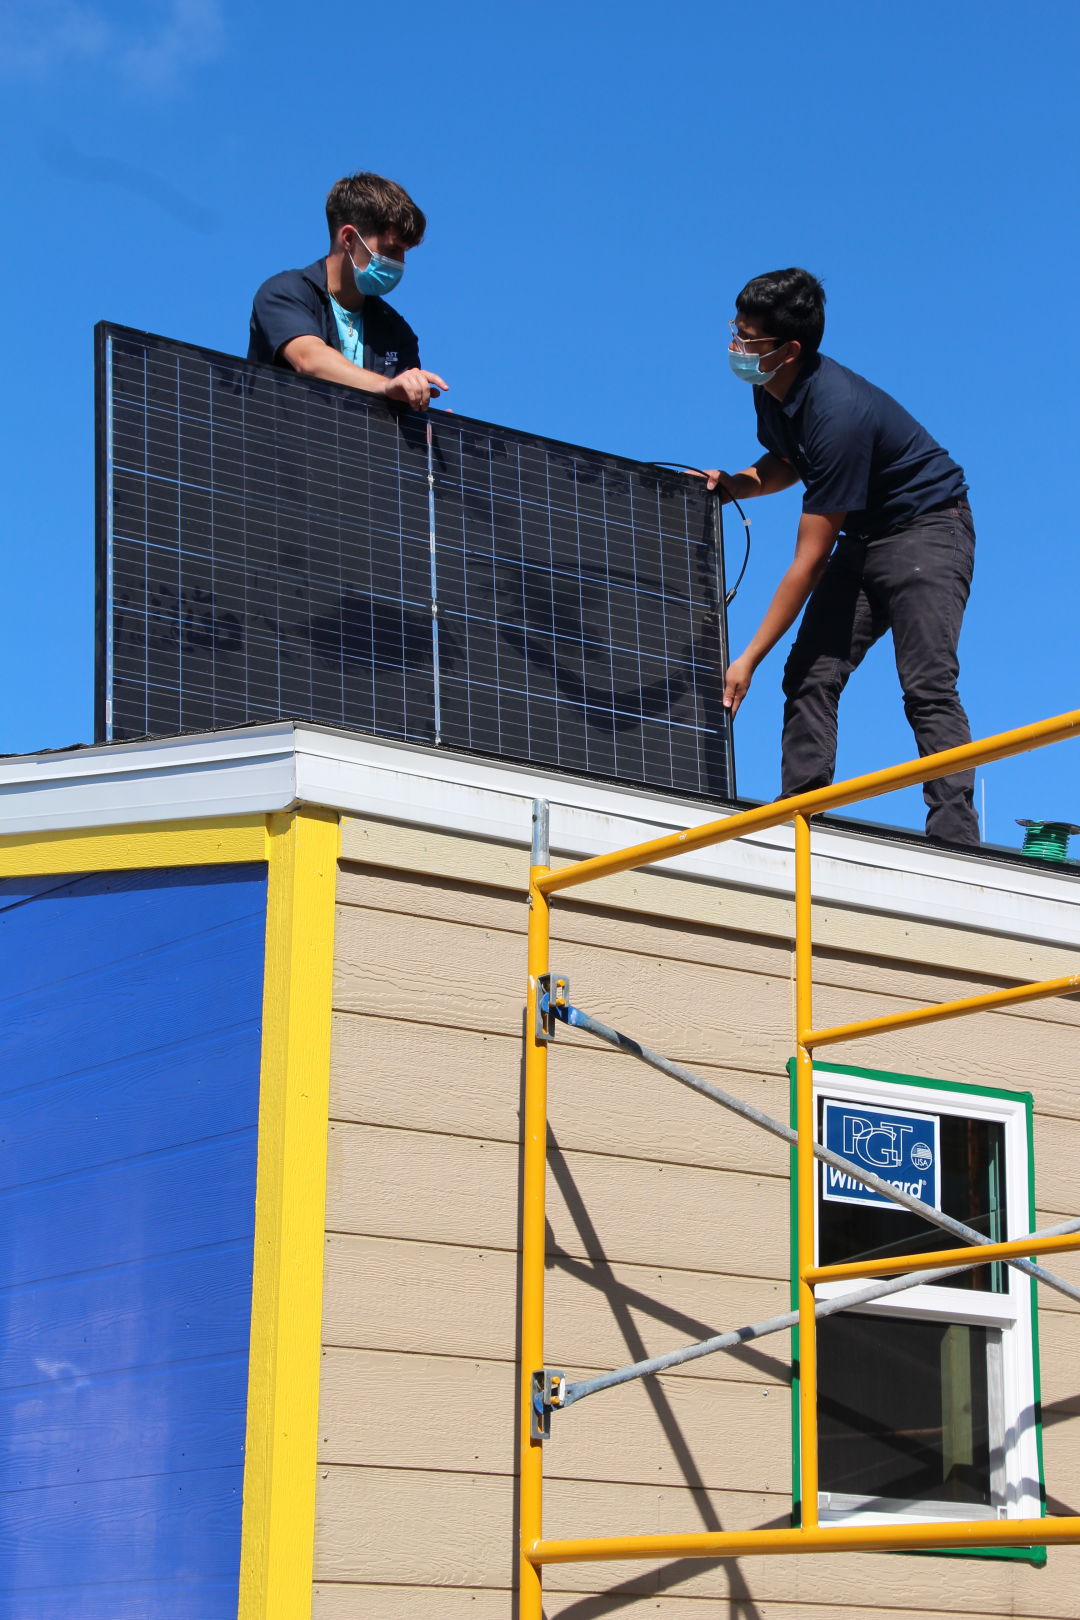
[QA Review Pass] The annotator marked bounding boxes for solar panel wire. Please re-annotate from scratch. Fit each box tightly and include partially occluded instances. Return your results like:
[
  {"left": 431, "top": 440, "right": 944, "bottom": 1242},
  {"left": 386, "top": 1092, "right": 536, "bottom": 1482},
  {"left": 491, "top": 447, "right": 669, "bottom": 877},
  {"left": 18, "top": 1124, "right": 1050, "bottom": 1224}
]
[{"left": 649, "top": 463, "right": 751, "bottom": 607}]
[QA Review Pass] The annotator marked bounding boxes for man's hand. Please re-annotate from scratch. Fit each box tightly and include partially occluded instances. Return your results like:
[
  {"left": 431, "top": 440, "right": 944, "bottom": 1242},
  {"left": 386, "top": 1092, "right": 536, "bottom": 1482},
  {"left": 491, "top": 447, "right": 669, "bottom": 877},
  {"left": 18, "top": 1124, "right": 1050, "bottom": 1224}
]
[
  {"left": 723, "top": 652, "right": 756, "bottom": 717},
  {"left": 686, "top": 455, "right": 799, "bottom": 501},
  {"left": 281, "top": 337, "right": 447, "bottom": 407},
  {"left": 703, "top": 469, "right": 750, "bottom": 501},
  {"left": 384, "top": 369, "right": 449, "bottom": 410},
  {"left": 687, "top": 469, "right": 753, "bottom": 502}
]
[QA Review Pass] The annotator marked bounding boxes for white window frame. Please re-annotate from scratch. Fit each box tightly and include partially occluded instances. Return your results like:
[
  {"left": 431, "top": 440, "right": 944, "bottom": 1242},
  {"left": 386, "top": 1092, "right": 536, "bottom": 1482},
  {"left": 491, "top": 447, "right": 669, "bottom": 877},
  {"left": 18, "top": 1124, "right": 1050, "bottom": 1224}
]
[{"left": 811, "top": 1063, "right": 1041, "bottom": 1531}]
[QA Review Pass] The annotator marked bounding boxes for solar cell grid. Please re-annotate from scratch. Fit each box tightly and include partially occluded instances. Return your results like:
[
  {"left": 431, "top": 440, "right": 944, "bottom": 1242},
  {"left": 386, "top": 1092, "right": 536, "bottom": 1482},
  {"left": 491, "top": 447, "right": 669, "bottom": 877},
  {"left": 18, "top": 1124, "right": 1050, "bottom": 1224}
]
[{"left": 97, "top": 324, "right": 734, "bottom": 799}]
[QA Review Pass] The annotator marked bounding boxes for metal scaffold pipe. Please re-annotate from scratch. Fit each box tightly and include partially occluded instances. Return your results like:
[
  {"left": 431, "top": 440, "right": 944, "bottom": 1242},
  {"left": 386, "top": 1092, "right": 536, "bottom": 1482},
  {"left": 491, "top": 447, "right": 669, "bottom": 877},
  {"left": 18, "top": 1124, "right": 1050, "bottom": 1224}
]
[
  {"left": 536, "top": 707, "right": 1080, "bottom": 896},
  {"left": 520, "top": 714, "right": 1080, "bottom": 1563},
  {"left": 519, "top": 798, "right": 552, "bottom": 1620},
  {"left": 546, "top": 994, "right": 1080, "bottom": 1309},
  {"left": 557, "top": 1210, "right": 1080, "bottom": 1407}
]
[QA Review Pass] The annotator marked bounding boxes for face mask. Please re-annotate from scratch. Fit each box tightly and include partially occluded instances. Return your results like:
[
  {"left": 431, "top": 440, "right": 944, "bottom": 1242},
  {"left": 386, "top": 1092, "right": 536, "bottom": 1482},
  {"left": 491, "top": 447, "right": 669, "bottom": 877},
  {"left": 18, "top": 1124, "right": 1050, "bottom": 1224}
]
[
  {"left": 348, "top": 235, "right": 405, "bottom": 297},
  {"left": 728, "top": 345, "right": 786, "bottom": 385}
]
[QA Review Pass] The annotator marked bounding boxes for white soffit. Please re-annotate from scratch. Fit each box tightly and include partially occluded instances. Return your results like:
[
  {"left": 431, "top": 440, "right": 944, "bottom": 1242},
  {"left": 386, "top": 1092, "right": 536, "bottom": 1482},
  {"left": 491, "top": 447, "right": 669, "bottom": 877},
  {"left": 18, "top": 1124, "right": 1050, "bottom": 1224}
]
[{"left": 0, "top": 723, "right": 1077, "bottom": 948}]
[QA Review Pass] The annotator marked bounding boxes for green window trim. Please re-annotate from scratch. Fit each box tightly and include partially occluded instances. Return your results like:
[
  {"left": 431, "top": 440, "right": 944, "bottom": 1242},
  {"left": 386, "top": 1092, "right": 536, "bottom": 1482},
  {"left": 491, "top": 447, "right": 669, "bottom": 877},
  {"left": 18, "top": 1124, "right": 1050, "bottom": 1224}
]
[{"left": 787, "top": 1056, "right": 1046, "bottom": 1565}]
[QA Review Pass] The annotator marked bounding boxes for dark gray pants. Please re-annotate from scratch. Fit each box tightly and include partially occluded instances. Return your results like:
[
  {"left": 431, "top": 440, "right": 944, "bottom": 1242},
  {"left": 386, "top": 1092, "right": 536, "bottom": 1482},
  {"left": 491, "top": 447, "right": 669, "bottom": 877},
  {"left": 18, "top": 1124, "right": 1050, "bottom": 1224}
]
[{"left": 780, "top": 502, "right": 979, "bottom": 845}]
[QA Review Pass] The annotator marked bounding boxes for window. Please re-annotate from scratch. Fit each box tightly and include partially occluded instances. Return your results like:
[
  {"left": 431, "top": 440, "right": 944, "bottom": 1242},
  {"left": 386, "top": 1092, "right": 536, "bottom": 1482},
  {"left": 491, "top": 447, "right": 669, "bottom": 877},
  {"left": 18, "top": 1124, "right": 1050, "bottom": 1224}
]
[{"left": 794, "top": 1061, "right": 1044, "bottom": 1552}]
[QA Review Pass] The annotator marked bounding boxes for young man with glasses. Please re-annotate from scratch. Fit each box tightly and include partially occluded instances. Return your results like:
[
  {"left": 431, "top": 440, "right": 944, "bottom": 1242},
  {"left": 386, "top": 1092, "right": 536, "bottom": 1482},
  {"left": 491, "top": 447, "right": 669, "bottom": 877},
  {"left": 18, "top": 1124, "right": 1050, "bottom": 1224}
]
[
  {"left": 249, "top": 171, "right": 448, "bottom": 412},
  {"left": 703, "top": 267, "right": 978, "bottom": 845}
]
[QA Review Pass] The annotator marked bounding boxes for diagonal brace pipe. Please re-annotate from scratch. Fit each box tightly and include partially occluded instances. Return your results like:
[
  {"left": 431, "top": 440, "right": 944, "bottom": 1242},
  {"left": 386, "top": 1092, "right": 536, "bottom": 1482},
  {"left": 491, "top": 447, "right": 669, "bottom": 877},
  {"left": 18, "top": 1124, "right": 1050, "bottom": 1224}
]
[
  {"left": 542, "top": 991, "right": 1080, "bottom": 1308},
  {"left": 559, "top": 1212, "right": 1080, "bottom": 1408}
]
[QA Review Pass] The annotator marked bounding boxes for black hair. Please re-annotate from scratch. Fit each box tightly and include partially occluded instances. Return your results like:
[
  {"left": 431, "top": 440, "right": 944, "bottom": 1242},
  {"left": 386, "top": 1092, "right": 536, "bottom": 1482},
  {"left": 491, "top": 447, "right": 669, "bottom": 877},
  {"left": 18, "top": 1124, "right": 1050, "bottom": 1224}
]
[{"left": 735, "top": 268, "right": 826, "bottom": 356}]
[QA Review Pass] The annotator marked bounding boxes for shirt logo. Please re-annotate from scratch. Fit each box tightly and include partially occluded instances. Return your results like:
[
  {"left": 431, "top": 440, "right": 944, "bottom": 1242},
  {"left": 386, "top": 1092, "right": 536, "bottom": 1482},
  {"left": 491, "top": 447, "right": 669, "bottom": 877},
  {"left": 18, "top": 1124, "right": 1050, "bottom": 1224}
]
[{"left": 384, "top": 350, "right": 398, "bottom": 371}]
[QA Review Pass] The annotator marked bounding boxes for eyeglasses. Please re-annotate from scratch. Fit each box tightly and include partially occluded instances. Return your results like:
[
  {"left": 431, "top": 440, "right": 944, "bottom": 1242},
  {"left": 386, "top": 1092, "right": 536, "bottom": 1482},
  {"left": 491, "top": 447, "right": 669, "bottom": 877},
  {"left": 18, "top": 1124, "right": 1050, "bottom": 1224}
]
[{"left": 728, "top": 318, "right": 784, "bottom": 354}]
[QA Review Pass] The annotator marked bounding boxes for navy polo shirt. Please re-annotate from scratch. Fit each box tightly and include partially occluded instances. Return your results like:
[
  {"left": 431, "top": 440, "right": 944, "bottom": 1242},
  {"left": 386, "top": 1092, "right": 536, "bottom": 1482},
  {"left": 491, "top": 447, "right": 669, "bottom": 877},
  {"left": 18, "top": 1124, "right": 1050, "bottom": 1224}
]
[
  {"left": 754, "top": 354, "right": 968, "bottom": 540},
  {"left": 248, "top": 256, "right": 420, "bottom": 378}
]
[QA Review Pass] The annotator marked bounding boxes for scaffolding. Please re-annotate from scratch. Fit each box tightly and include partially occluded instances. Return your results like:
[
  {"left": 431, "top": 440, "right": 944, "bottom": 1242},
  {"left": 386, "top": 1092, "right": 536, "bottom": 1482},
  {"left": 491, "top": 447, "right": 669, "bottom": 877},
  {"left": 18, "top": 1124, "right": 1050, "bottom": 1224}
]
[{"left": 518, "top": 708, "right": 1080, "bottom": 1617}]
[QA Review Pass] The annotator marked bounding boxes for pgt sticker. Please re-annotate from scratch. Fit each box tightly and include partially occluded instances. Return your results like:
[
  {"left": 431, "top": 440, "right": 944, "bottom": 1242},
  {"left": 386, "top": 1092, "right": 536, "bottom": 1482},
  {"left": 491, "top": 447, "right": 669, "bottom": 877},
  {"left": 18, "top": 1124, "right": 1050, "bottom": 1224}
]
[{"left": 821, "top": 1099, "right": 940, "bottom": 1211}]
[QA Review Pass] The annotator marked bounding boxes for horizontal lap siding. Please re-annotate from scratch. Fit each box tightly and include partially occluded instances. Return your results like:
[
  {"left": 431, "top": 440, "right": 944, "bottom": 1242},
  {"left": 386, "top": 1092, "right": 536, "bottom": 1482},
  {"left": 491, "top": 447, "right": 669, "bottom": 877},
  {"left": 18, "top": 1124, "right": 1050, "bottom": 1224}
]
[
  {"left": 321, "top": 858, "right": 1080, "bottom": 1618},
  {"left": 313, "top": 1594, "right": 1061, "bottom": 1620},
  {"left": 0, "top": 864, "right": 267, "bottom": 1620},
  {"left": 322, "top": 1235, "right": 789, "bottom": 1386},
  {"left": 316, "top": 1466, "right": 1080, "bottom": 1613},
  {"left": 327, "top": 1122, "right": 788, "bottom": 1275}
]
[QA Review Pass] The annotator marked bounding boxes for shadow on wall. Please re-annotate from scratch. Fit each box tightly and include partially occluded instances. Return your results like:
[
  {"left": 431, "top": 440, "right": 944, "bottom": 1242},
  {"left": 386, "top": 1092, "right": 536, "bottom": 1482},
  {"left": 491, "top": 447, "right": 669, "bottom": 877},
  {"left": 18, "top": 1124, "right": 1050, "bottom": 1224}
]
[{"left": 531, "top": 1129, "right": 787, "bottom": 1619}]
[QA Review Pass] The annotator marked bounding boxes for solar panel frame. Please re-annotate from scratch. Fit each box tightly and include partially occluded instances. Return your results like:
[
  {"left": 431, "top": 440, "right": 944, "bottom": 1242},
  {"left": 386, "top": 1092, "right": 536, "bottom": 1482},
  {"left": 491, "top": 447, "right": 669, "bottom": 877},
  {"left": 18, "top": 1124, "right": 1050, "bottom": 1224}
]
[{"left": 95, "top": 322, "right": 736, "bottom": 802}]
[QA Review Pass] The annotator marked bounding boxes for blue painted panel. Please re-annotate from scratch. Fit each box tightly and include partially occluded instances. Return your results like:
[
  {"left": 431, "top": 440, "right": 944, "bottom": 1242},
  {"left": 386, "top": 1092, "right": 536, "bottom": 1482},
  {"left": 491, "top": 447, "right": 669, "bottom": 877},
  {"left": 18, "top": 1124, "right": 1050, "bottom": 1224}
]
[
  {"left": 0, "top": 864, "right": 267, "bottom": 1617},
  {"left": 0, "top": 1466, "right": 244, "bottom": 1614},
  {"left": 0, "top": 865, "right": 262, "bottom": 995},
  {"left": 0, "top": 914, "right": 263, "bottom": 1101},
  {"left": 0, "top": 1241, "right": 251, "bottom": 1391},
  {"left": 3, "top": 1576, "right": 242, "bottom": 1620},
  {"left": 0, "top": 874, "right": 85, "bottom": 915},
  {"left": 1, "top": 1130, "right": 258, "bottom": 1289},
  {"left": 1, "top": 1022, "right": 262, "bottom": 1187},
  {"left": 0, "top": 1354, "right": 249, "bottom": 1490}
]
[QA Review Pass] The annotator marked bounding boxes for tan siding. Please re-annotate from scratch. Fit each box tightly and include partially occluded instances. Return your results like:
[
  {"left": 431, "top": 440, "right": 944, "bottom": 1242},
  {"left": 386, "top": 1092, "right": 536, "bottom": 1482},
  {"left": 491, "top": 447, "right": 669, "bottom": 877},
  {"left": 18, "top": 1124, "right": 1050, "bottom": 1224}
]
[
  {"left": 327, "top": 1122, "right": 789, "bottom": 1277},
  {"left": 339, "top": 816, "right": 1080, "bottom": 990},
  {"left": 1032, "top": 1115, "right": 1080, "bottom": 1213},
  {"left": 320, "top": 853, "right": 1080, "bottom": 1618},
  {"left": 333, "top": 893, "right": 1080, "bottom": 1103},
  {"left": 337, "top": 859, "right": 1080, "bottom": 1038},
  {"left": 315, "top": 1466, "right": 1080, "bottom": 1612},
  {"left": 330, "top": 1013, "right": 790, "bottom": 1177},
  {"left": 318, "top": 1348, "right": 789, "bottom": 1490},
  {"left": 312, "top": 1591, "right": 1036, "bottom": 1620},
  {"left": 321, "top": 1234, "right": 789, "bottom": 1387}
]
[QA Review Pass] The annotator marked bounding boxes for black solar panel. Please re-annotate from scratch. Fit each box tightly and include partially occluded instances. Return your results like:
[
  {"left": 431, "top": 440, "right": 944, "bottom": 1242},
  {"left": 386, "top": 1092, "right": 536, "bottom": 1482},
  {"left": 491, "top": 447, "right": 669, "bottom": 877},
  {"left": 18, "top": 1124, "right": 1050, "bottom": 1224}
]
[{"left": 96, "top": 323, "right": 736, "bottom": 801}]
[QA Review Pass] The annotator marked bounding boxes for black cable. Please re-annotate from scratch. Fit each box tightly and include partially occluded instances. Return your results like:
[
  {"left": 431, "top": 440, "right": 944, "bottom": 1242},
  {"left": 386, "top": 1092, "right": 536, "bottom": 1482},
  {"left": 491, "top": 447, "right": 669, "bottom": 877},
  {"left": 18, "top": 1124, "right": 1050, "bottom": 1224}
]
[{"left": 648, "top": 462, "right": 751, "bottom": 606}]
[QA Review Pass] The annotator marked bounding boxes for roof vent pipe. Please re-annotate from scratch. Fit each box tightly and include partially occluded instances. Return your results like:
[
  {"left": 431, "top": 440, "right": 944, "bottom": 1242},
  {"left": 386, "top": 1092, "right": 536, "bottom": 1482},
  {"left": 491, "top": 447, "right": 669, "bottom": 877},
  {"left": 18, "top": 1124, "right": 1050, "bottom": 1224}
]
[{"left": 1016, "top": 820, "right": 1080, "bottom": 863}]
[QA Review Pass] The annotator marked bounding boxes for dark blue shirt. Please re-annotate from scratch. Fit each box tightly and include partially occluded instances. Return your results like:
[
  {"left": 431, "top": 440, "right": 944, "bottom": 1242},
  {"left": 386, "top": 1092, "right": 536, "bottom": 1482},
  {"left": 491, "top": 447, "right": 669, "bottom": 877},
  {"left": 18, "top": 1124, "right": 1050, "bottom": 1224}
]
[
  {"left": 754, "top": 353, "right": 967, "bottom": 539},
  {"left": 248, "top": 256, "right": 420, "bottom": 377}
]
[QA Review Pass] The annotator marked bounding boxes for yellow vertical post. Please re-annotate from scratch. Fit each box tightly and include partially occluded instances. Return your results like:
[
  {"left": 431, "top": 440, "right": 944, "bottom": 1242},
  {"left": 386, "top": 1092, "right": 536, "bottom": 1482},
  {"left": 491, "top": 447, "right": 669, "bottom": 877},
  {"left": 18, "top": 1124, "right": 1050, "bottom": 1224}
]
[
  {"left": 793, "top": 811, "right": 819, "bottom": 1529},
  {"left": 239, "top": 807, "right": 340, "bottom": 1620},
  {"left": 520, "top": 802, "right": 551, "bottom": 1620}
]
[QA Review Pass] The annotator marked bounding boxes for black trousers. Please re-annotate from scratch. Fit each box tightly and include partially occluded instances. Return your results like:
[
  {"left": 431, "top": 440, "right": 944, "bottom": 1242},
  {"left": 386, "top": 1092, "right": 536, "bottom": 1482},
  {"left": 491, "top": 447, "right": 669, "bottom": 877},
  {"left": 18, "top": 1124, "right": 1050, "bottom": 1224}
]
[{"left": 780, "top": 502, "right": 979, "bottom": 845}]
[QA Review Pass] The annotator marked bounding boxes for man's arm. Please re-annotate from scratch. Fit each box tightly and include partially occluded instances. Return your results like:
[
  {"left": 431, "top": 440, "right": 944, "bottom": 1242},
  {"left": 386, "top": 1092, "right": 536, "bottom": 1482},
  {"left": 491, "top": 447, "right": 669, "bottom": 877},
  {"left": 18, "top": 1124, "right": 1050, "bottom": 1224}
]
[
  {"left": 722, "top": 510, "right": 845, "bottom": 717},
  {"left": 281, "top": 335, "right": 448, "bottom": 411},
  {"left": 698, "top": 453, "right": 800, "bottom": 502}
]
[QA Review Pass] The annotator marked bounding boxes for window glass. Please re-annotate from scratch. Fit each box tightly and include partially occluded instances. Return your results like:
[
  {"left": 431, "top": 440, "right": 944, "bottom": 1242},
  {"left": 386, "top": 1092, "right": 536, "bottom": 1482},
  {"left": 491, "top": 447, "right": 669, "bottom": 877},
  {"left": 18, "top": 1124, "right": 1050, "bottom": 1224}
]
[
  {"left": 817, "top": 1101, "right": 1007, "bottom": 1293},
  {"left": 818, "top": 1314, "right": 997, "bottom": 1507}
]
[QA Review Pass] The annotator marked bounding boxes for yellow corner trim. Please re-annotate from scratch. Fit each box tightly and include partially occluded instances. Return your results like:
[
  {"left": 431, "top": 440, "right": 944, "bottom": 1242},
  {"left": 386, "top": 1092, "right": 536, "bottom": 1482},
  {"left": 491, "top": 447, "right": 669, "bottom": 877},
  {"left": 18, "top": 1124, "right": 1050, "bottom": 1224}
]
[
  {"left": 239, "top": 807, "right": 340, "bottom": 1620},
  {"left": 0, "top": 816, "right": 270, "bottom": 877}
]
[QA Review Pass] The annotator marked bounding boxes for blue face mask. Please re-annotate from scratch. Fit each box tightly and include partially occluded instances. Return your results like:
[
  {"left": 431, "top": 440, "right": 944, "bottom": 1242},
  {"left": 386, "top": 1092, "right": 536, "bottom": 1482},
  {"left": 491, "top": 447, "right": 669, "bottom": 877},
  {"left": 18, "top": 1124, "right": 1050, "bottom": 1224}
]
[
  {"left": 728, "top": 345, "right": 785, "bottom": 385},
  {"left": 349, "top": 235, "right": 405, "bottom": 298}
]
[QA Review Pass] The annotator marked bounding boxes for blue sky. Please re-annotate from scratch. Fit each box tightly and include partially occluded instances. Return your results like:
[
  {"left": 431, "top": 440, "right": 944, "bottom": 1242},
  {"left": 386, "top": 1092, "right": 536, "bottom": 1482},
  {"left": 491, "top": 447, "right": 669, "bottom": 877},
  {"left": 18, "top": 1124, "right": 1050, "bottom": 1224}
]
[{"left": 1, "top": 0, "right": 1077, "bottom": 848}]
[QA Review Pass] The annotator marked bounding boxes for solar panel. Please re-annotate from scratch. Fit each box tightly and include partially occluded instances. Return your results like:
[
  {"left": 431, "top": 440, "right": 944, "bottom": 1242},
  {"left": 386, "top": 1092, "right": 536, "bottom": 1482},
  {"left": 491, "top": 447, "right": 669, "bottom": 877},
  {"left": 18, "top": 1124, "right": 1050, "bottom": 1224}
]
[{"left": 96, "top": 323, "right": 736, "bottom": 801}]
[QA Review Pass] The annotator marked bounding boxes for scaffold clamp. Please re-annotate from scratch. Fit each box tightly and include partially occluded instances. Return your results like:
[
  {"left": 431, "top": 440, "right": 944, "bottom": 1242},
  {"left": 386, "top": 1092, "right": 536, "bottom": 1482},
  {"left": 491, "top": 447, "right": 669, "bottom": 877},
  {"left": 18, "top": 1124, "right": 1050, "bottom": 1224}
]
[
  {"left": 531, "top": 1369, "right": 567, "bottom": 1439},
  {"left": 535, "top": 973, "right": 571, "bottom": 1043}
]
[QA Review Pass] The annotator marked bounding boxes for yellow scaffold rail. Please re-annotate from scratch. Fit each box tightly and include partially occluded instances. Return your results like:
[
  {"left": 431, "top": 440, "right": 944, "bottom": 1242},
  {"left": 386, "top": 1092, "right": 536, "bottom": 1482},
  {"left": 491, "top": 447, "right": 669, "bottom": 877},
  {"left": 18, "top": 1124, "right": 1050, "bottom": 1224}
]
[{"left": 520, "top": 706, "right": 1080, "bottom": 1618}]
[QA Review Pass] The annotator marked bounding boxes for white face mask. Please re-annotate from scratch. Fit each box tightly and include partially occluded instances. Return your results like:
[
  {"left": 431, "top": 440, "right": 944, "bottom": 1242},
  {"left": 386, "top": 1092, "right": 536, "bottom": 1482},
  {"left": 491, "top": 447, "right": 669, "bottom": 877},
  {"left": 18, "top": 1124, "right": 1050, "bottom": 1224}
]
[{"left": 728, "top": 345, "right": 786, "bottom": 385}]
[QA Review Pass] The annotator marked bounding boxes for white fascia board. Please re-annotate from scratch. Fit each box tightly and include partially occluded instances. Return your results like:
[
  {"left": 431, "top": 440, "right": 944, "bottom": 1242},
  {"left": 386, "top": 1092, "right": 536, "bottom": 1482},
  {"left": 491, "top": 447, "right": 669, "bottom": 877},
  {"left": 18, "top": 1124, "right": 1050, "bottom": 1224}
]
[
  {"left": 289, "top": 726, "right": 1080, "bottom": 950},
  {"left": 1, "top": 723, "right": 1077, "bottom": 949},
  {"left": 0, "top": 724, "right": 301, "bottom": 831}
]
